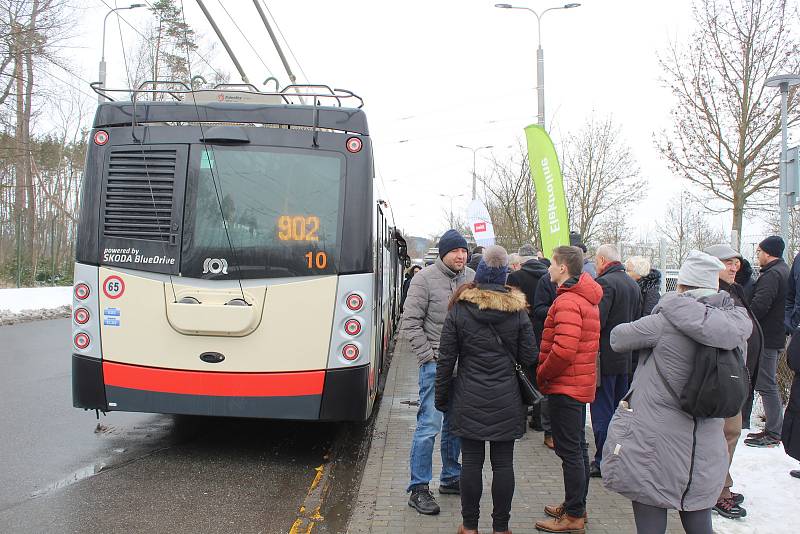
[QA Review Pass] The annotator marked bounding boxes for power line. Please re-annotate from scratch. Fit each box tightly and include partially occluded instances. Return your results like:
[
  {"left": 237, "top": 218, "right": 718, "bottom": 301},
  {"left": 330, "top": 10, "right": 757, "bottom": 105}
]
[
  {"left": 259, "top": 0, "right": 309, "bottom": 83},
  {"left": 216, "top": 0, "right": 274, "bottom": 79}
]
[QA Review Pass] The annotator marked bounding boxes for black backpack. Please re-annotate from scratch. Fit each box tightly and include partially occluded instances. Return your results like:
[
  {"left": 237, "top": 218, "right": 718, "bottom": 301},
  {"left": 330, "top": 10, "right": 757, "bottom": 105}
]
[{"left": 654, "top": 343, "right": 748, "bottom": 419}]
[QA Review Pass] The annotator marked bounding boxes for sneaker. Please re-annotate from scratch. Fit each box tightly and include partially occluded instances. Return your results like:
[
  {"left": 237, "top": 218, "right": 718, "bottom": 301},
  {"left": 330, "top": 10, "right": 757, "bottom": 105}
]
[
  {"left": 791, "top": 470, "right": 800, "bottom": 479},
  {"left": 731, "top": 492, "right": 744, "bottom": 505},
  {"left": 713, "top": 497, "right": 746, "bottom": 519},
  {"left": 746, "top": 430, "right": 766, "bottom": 439},
  {"left": 589, "top": 462, "right": 602, "bottom": 478},
  {"left": 544, "top": 435, "right": 555, "bottom": 449},
  {"left": 439, "top": 479, "right": 460, "bottom": 495},
  {"left": 744, "top": 435, "right": 781, "bottom": 448},
  {"left": 408, "top": 485, "right": 440, "bottom": 515}
]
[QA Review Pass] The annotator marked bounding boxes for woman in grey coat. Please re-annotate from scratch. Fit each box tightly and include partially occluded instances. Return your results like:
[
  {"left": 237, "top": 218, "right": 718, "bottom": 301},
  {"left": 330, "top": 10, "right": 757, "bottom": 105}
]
[{"left": 601, "top": 251, "right": 752, "bottom": 534}]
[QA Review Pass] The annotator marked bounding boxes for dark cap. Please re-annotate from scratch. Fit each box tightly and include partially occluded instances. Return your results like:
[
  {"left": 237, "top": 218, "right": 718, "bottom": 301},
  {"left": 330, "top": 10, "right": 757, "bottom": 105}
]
[
  {"left": 438, "top": 229, "right": 468, "bottom": 259},
  {"left": 758, "top": 236, "right": 785, "bottom": 258}
]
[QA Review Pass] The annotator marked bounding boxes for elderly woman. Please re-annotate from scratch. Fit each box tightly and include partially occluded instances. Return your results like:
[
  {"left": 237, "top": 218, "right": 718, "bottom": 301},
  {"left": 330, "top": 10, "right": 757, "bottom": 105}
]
[
  {"left": 602, "top": 251, "right": 752, "bottom": 534},
  {"left": 625, "top": 256, "right": 662, "bottom": 317}
]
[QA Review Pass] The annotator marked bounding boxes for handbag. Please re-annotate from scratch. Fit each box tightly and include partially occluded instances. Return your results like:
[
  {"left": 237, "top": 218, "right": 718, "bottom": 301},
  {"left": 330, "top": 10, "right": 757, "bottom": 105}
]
[{"left": 487, "top": 322, "right": 543, "bottom": 406}]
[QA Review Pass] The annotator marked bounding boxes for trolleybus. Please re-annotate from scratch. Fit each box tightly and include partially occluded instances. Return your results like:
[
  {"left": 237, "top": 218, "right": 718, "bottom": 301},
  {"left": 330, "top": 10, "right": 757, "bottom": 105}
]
[{"left": 72, "top": 82, "right": 409, "bottom": 422}]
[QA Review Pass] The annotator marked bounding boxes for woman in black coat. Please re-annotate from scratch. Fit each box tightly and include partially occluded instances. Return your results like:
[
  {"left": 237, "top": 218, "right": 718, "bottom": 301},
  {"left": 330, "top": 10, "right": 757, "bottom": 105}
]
[
  {"left": 436, "top": 245, "right": 535, "bottom": 534},
  {"left": 400, "top": 265, "right": 421, "bottom": 313}
]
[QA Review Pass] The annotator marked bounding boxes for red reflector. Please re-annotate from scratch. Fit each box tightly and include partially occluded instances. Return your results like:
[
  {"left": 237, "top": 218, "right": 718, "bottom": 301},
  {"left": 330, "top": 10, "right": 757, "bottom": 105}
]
[
  {"left": 74, "top": 283, "right": 90, "bottom": 300},
  {"left": 346, "top": 137, "right": 363, "bottom": 153},
  {"left": 342, "top": 344, "right": 359, "bottom": 361},
  {"left": 74, "top": 308, "right": 90, "bottom": 325},
  {"left": 345, "top": 318, "right": 362, "bottom": 336},
  {"left": 74, "top": 332, "right": 90, "bottom": 350},
  {"left": 346, "top": 293, "right": 363, "bottom": 311},
  {"left": 93, "top": 130, "right": 109, "bottom": 146}
]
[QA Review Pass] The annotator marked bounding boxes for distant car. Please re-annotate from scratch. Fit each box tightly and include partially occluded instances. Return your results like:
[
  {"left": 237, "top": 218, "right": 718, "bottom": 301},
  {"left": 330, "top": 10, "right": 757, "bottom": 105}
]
[{"left": 423, "top": 248, "right": 439, "bottom": 266}]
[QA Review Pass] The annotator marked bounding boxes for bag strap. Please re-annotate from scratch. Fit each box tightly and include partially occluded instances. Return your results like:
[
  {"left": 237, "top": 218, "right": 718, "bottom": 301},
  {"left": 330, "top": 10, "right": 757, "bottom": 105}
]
[
  {"left": 487, "top": 322, "right": 523, "bottom": 372},
  {"left": 651, "top": 346, "right": 682, "bottom": 405}
]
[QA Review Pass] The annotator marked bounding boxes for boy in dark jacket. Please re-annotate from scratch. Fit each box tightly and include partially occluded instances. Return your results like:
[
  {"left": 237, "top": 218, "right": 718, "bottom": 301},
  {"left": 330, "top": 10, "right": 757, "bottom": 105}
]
[{"left": 535, "top": 246, "right": 602, "bottom": 534}]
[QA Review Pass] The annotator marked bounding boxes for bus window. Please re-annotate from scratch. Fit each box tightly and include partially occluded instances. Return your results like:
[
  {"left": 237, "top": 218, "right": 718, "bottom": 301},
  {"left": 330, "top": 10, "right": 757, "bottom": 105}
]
[{"left": 181, "top": 145, "right": 344, "bottom": 279}]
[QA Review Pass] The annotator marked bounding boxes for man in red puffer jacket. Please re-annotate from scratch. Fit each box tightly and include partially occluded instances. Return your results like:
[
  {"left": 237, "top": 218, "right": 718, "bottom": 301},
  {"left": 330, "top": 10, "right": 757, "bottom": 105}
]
[{"left": 535, "top": 246, "right": 602, "bottom": 534}]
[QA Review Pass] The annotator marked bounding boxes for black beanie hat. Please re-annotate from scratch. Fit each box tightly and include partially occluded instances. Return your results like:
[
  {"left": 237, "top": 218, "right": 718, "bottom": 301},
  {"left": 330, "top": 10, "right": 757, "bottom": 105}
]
[
  {"left": 759, "top": 235, "right": 785, "bottom": 258},
  {"left": 438, "top": 229, "right": 468, "bottom": 259}
]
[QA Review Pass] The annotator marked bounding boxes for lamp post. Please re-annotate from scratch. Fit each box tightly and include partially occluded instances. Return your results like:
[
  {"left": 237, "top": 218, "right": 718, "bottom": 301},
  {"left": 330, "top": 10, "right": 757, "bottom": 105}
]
[
  {"left": 99, "top": 4, "right": 146, "bottom": 103},
  {"left": 456, "top": 144, "right": 493, "bottom": 200},
  {"left": 766, "top": 73, "right": 800, "bottom": 261},
  {"left": 495, "top": 3, "right": 581, "bottom": 128},
  {"left": 440, "top": 193, "right": 465, "bottom": 228}
]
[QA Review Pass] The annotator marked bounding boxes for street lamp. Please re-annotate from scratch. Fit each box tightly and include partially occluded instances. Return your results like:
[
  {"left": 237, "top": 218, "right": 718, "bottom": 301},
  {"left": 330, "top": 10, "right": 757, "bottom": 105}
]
[
  {"left": 99, "top": 3, "right": 146, "bottom": 103},
  {"left": 440, "top": 193, "right": 465, "bottom": 228},
  {"left": 766, "top": 73, "right": 800, "bottom": 261},
  {"left": 495, "top": 3, "right": 581, "bottom": 128},
  {"left": 456, "top": 144, "right": 493, "bottom": 200}
]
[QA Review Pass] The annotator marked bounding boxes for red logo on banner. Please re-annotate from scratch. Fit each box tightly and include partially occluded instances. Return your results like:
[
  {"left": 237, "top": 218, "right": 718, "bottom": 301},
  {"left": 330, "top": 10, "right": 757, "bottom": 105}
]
[{"left": 474, "top": 222, "right": 487, "bottom": 233}]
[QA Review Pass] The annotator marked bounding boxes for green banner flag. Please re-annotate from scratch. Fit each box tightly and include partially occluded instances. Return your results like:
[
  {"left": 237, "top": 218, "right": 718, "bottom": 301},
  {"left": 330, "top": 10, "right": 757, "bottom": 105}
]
[{"left": 525, "top": 124, "right": 570, "bottom": 256}]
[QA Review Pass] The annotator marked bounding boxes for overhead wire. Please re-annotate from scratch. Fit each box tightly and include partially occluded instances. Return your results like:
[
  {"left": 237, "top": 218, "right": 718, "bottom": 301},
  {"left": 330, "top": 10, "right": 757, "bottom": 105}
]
[
  {"left": 216, "top": 0, "right": 275, "bottom": 79},
  {"left": 259, "top": 0, "right": 310, "bottom": 83}
]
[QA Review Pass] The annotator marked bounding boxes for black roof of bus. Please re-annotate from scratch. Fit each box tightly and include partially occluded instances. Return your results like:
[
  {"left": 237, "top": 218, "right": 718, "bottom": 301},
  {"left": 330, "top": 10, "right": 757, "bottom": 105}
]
[{"left": 93, "top": 101, "right": 369, "bottom": 136}]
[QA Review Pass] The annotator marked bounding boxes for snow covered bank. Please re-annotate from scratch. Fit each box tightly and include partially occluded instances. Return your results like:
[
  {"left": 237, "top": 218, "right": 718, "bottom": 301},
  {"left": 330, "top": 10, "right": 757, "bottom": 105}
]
[{"left": 0, "top": 287, "right": 71, "bottom": 324}]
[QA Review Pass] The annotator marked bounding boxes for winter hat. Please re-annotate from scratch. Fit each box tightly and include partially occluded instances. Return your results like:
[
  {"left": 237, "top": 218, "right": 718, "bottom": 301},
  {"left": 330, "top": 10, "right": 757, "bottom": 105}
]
[
  {"left": 758, "top": 236, "right": 785, "bottom": 258},
  {"left": 677, "top": 250, "right": 725, "bottom": 290},
  {"left": 518, "top": 243, "right": 536, "bottom": 257},
  {"left": 475, "top": 245, "right": 509, "bottom": 285},
  {"left": 703, "top": 244, "right": 742, "bottom": 261},
  {"left": 438, "top": 229, "right": 468, "bottom": 259}
]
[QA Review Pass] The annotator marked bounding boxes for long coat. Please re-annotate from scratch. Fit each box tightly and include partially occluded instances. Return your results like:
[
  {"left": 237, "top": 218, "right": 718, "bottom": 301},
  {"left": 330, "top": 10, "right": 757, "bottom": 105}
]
[
  {"left": 749, "top": 258, "right": 790, "bottom": 349},
  {"left": 435, "top": 284, "right": 536, "bottom": 442},
  {"left": 596, "top": 262, "right": 642, "bottom": 376},
  {"left": 782, "top": 333, "right": 800, "bottom": 461},
  {"left": 601, "top": 291, "right": 751, "bottom": 511}
]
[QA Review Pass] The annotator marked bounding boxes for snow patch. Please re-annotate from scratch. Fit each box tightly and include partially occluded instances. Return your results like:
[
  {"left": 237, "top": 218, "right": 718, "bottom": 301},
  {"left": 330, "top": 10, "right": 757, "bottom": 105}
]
[{"left": 0, "top": 286, "right": 72, "bottom": 313}]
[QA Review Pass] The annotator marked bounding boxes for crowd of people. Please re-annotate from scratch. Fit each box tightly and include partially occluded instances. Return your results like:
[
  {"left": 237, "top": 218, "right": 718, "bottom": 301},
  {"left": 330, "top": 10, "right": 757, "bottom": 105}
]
[{"left": 398, "top": 228, "right": 800, "bottom": 534}]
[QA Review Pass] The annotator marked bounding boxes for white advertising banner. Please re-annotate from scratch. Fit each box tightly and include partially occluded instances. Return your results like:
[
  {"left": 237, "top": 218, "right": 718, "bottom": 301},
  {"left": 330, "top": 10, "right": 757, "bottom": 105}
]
[{"left": 466, "top": 199, "right": 496, "bottom": 247}]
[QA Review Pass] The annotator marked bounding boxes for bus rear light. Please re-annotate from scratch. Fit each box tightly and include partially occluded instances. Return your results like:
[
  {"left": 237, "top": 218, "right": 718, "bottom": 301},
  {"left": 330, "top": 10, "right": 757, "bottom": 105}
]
[
  {"left": 342, "top": 344, "right": 359, "bottom": 361},
  {"left": 344, "top": 318, "right": 361, "bottom": 336},
  {"left": 74, "top": 332, "right": 90, "bottom": 350},
  {"left": 74, "top": 308, "right": 90, "bottom": 325},
  {"left": 74, "top": 283, "right": 90, "bottom": 300},
  {"left": 93, "top": 130, "right": 109, "bottom": 146},
  {"left": 346, "top": 293, "right": 363, "bottom": 311},
  {"left": 346, "top": 137, "right": 362, "bottom": 153}
]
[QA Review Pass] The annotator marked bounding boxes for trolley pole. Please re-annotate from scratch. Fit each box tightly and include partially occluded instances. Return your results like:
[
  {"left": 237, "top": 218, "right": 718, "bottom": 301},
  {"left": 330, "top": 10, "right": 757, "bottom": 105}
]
[{"left": 196, "top": 0, "right": 250, "bottom": 84}]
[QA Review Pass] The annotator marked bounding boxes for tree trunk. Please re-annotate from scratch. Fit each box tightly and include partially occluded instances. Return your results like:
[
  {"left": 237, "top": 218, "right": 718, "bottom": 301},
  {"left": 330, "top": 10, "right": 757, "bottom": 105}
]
[{"left": 731, "top": 192, "right": 744, "bottom": 251}]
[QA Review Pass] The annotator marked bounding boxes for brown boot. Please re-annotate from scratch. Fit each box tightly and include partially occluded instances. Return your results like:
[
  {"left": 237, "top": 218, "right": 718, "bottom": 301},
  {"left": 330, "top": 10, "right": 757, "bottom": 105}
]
[
  {"left": 493, "top": 531, "right": 511, "bottom": 534},
  {"left": 544, "top": 504, "right": 588, "bottom": 523},
  {"left": 535, "top": 513, "right": 585, "bottom": 533},
  {"left": 457, "top": 525, "right": 479, "bottom": 534},
  {"left": 544, "top": 435, "right": 555, "bottom": 449}
]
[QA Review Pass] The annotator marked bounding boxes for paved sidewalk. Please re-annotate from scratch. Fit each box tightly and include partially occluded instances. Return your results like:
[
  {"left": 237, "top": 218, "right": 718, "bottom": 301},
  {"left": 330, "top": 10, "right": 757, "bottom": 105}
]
[{"left": 349, "top": 337, "right": 686, "bottom": 534}]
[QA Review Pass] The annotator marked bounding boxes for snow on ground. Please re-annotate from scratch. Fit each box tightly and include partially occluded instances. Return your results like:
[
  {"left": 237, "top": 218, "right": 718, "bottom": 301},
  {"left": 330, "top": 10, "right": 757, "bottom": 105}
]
[
  {"left": 712, "top": 431, "right": 800, "bottom": 534},
  {"left": 0, "top": 286, "right": 72, "bottom": 313}
]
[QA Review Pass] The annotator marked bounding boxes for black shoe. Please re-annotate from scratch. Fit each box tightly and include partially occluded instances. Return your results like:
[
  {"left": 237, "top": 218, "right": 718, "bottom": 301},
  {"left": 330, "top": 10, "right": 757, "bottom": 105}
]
[
  {"left": 744, "top": 435, "right": 781, "bottom": 448},
  {"left": 746, "top": 430, "right": 766, "bottom": 439},
  {"left": 731, "top": 492, "right": 744, "bottom": 505},
  {"left": 439, "top": 480, "right": 460, "bottom": 495},
  {"left": 589, "top": 462, "right": 602, "bottom": 478},
  {"left": 408, "top": 485, "right": 440, "bottom": 515},
  {"left": 791, "top": 470, "right": 800, "bottom": 479},
  {"left": 713, "top": 497, "right": 746, "bottom": 519},
  {"left": 529, "top": 418, "right": 544, "bottom": 431}
]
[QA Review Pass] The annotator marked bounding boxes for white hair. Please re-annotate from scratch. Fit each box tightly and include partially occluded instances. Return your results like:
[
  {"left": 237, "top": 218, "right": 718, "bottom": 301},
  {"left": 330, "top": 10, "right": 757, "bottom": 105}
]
[
  {"left": 596, "top": 244, "right": 621, "bottom": 263},
  {"left": 626, "top": 256, "right": 651, "bottom": 277},
  {"left": 507, "top": 252, "right": 521, "bottom": 266}
]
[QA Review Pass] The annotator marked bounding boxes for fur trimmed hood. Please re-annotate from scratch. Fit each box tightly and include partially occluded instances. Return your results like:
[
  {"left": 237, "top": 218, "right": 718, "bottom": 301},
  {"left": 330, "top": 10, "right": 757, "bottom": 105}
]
[{"left": 457, "top": 285, "right": 528, "bottom": 313}]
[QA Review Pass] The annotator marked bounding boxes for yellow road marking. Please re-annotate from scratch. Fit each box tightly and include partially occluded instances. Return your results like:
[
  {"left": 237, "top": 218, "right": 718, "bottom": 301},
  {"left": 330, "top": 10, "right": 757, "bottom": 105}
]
[{"left": 288, "top": 464, "right": 328, "bottom": 533}]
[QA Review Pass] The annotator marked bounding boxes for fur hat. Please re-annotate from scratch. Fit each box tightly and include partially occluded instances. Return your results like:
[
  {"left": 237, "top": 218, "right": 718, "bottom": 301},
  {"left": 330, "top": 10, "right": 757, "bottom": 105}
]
[
  {"left": 475, "top": 245, "right": 509, "bottom": 285},
  {"left": 677, "top": 250, "right": 724, "bottom": 290},
  {"left": 438, "top": 229, "right": 468, "bottom": 259},
  {"left": 758, "top": 236, "right": 785, "bottom": 259}
]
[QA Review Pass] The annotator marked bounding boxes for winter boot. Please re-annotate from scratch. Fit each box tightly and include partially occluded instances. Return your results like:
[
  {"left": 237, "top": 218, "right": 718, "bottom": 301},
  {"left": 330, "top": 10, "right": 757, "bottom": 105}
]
[
  {"left": 456, "top": 525, "right": 479, "bottom": 534},
  {"left": 713, "top": 497, "right": 746, "bottom": 519},
  {"left": 535, "top": 514, "right": 585, "bottom": 533},
  {"left": 791, "top": 470, "right": 800, "bottom": 479},
  {"left": 731, "top": 492, "right": 744, "bottom": 505},
  {"left": 544, "top": 504, "right": 588, "bottom": 523},
  {"left": 589, "top": 461, "right": 602, "bottom": 478},
  {"left": 408, "top": 485, "right": 440, "bottom": 515},
  {"left": 744, "top": 434, "right": 780, "bottom": 448}
]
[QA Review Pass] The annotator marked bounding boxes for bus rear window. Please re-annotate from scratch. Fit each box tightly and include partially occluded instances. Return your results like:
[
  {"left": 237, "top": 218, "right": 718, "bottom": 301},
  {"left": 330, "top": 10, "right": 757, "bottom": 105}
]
[{"left": 181, "top": 145, "right": 343, "bottom": 279}]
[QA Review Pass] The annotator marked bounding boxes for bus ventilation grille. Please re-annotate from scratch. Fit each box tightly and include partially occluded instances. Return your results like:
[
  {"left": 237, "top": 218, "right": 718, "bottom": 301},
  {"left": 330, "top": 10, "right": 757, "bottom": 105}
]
[{"left": 103, "top": 148, "right": 176, "bottom": 242}]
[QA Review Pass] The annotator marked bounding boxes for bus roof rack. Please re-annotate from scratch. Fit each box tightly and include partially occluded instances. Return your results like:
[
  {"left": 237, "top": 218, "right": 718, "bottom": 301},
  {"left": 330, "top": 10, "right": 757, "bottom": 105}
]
[{"left": 90, "top": 80, "right": 364, "bottom": 108}]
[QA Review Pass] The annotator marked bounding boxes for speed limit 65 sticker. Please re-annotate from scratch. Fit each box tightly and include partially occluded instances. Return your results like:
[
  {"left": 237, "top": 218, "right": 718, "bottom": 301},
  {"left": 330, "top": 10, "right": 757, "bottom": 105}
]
[{"left": 102, "top": 275, "right": 125, "bottom": 299}]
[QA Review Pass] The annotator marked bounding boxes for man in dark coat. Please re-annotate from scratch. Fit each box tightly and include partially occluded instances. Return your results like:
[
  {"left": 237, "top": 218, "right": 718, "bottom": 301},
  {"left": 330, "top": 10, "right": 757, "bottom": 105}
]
[
  {"left": 746, "top": 236, "right": 790, "bottom": 448},
  {"left": 784, "top": 251, "right": 800, "bottom": 477},
  {"left": 466, "top": 246, "right": 484, "bottom": 271},
  {"left": 507, "top": 247, "right": 549, "bottom": 334},
  {"left": 589, "top": 244, "right": 641, "bottom": 477}
]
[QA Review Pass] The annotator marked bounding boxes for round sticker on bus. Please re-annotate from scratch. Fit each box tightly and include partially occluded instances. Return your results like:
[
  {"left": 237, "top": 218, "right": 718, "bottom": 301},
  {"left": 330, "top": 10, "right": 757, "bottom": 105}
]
[{"left": 103, "top": 275, "right": 125, "bottom": 299}]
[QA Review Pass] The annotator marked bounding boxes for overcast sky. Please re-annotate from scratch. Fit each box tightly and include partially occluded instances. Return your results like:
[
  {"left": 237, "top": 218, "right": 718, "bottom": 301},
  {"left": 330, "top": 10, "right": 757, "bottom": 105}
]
[{"left": 66, "top": 0, "right": 794, "bottom": 248}]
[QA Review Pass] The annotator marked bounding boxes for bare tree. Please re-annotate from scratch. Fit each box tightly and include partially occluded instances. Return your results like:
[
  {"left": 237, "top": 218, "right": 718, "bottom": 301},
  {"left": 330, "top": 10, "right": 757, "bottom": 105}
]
[
  {"left": 658, "top": 0, "right": 800, "bottom": 250},
  {"left": 562, "top": 113, "right": 644, "bottom": 245},
  {"left": 659, "top": 194, "right": 727, "bottom": 267}
]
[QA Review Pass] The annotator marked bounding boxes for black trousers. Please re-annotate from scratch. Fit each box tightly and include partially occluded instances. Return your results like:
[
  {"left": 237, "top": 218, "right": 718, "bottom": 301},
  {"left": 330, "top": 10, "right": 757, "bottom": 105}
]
[
  {"left": 632, "top": 501, "right": 712, "bottom": 534},
  {"left": 549, "top": 394, "right": 590, "bottom": 517},
  {"left": 460, "top": 438, "right": 515, "bottom": 532}
]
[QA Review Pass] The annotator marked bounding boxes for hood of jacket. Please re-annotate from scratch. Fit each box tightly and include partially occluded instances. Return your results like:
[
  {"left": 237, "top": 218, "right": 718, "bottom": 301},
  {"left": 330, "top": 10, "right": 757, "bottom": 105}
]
[
  {"left": 520, "top": 258, "right": 549, "bottom": 278},
  {"left": 458, "top": 284, "right": 528, "bottom": 324},
  {"left": 638, "top": 269, "right": 662, "bottom": 292},
  {"left": 655, "top": 291, "right": 752, "bottom": 348},
  {"left": 556, "top": 272, "right": 603, "bottom": 305}
]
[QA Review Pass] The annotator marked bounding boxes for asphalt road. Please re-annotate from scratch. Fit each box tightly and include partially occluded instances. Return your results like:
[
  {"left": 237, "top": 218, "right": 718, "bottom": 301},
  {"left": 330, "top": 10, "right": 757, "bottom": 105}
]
[{"left": 0, "top": 319, "right": 371, "bottom": 534}]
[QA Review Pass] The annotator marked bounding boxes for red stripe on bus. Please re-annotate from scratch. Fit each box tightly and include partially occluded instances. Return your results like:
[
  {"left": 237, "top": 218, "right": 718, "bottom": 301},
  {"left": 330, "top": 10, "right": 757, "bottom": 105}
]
[{"left": 103, "top": 362, "right": 325, "bottom": 397}]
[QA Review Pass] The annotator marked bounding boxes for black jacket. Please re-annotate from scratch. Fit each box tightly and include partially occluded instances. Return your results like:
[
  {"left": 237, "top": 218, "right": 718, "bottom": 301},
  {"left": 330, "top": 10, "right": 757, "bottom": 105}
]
[
  {"left": 435, "top": 284, "right": 536, "bottom": 442},
  {"left": 637, "top": 269, "right": 662, "bottom": 317},
  {"left": 781, "top": 333, "right": 800, "bottom": 461},
  {"left": 597, "top": 262, "right": 642, "bottom": 376},
  {"left": 749, "top": 258, "right": 790, "bottom": 349},
  {"left": 533, "top": 273, "right": 557, "bottom": 344},
  {"left": 720, "top": 279, "right": 763, "bottom": 384},
  {"left": 467, "top": 253, "right": 482, "bottom": 272},
  {"left": 787, "top": 252, "right": 800, "bottom": 334},
  {"left": 507, "top": 258, "right": 549, "bottom": 323},
  {"left": 736, "top": 258, "right": 756, "bottom": 301}
]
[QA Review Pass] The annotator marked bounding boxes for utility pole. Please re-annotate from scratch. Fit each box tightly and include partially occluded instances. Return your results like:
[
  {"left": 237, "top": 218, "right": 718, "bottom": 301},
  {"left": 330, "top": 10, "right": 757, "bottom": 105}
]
[{"left": 196, "top": 0, "right": 250, "bottom": 84}]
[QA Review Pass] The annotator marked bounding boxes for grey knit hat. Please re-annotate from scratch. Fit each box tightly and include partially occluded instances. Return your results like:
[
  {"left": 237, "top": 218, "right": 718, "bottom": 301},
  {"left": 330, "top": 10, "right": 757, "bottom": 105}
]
[
  {"left": 677, "top": 250, "right": 725, "bottom": 290},
  {"left": 703, "top": 244, "right": 742, "bottom": 261}
]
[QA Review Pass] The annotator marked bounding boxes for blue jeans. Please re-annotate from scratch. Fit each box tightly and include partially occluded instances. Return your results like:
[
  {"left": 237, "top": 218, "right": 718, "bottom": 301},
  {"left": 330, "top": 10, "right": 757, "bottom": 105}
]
[
  {"left": 408, "top": 361, "right": 461, "bottom": 491},
  {"left": 590, "top": 373, "right": 629, "bottom": 464}
]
